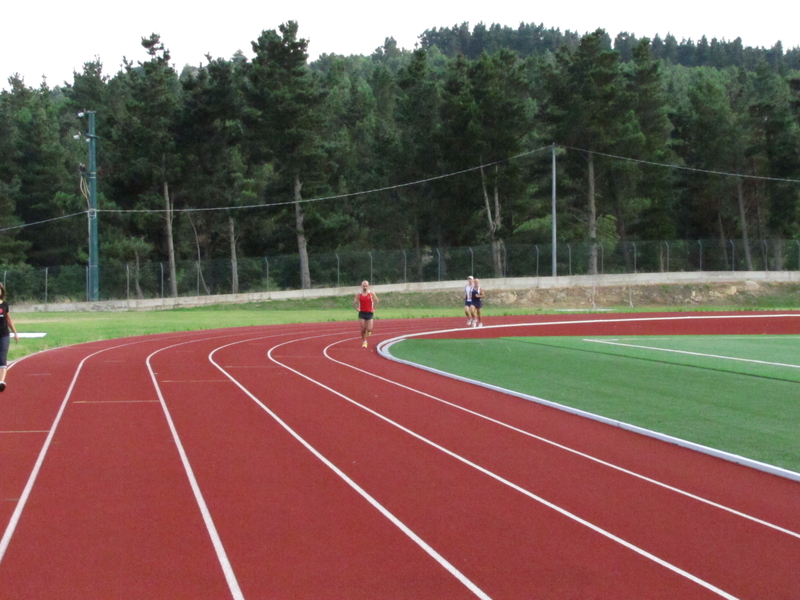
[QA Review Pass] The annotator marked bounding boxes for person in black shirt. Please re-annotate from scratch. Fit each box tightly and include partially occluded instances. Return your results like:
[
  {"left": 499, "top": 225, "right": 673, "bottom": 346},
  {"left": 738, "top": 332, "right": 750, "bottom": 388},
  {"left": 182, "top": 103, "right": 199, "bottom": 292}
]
[{"left": 0, "top": 283, "right": 19, "bottom": 392}]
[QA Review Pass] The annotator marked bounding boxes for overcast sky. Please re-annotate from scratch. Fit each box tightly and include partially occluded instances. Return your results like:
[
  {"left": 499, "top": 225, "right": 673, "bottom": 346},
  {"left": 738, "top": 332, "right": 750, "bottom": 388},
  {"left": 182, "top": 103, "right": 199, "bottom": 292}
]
[{"left": 2, "top": 0, "right": 796, "bottom": 91}]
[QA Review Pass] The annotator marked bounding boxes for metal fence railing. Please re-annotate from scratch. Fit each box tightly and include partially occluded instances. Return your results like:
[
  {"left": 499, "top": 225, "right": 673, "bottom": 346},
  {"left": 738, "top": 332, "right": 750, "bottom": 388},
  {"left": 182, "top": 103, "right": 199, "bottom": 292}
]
[{"left": 4, "top": 239, "right": 800, "bottom": 304}]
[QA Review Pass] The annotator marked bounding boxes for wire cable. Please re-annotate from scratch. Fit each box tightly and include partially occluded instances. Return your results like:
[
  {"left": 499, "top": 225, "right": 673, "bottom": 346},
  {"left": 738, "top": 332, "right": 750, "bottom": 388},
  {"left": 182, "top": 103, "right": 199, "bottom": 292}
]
[
  {"left": 561, "top": 145, "right": 800, "bottom": 184},
  {"left": 98, "top": 146, "right": 555, "bottom": 215}
]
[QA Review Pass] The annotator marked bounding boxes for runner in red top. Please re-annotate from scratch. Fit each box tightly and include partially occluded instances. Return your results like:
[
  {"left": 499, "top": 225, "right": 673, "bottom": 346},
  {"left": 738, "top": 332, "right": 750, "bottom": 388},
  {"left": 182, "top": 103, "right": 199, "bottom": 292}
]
[{"left": 353, "top": 280, "right": 379, "bottom": 348}]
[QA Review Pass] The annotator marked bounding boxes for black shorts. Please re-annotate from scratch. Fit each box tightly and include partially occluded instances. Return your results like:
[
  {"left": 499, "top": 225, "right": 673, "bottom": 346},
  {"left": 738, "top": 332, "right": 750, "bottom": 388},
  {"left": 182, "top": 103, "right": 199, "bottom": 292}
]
[
  {"left": 0, "top": 335, "right": 9, "bottom": 367},
  {"left": 472, "top": 300, "right": 483, "bottom": 309},
  {"left": 358, "top": 311, "right": 374, "bottom": 320}
]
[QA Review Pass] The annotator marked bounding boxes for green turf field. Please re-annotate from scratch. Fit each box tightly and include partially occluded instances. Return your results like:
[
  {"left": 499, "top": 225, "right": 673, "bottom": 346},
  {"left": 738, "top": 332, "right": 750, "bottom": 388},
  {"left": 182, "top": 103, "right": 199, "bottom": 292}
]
[{"left": 389, "top": 335, "right": 800, "bottom": 474}]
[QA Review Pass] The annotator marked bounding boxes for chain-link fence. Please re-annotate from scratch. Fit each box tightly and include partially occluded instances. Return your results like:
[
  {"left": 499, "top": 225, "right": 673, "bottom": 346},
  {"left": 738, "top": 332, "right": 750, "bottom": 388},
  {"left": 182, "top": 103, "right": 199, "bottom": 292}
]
[{"left": 5, "top": 239, "right": 800, "bottom": 303}]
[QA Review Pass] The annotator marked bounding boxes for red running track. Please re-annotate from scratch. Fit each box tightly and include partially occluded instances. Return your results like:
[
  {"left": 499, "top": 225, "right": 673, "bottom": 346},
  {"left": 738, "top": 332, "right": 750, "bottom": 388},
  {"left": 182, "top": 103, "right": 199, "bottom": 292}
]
[{"left": 0, "top": 312, "right": 799, "bottom": 599}]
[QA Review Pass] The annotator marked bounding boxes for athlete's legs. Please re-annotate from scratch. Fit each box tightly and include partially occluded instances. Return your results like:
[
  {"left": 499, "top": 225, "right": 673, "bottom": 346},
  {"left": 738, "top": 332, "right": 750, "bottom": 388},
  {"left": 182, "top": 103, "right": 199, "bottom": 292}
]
[{"left": 0, "top": 335, "right": 8, "bottom": 390}]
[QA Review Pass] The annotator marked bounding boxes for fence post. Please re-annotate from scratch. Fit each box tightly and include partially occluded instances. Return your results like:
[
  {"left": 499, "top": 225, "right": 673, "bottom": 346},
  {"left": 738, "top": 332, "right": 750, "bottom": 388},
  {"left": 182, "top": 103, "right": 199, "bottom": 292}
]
[
  {"left": 436, "top": 249, "right": 441, "bottom": 282},
  {"left": 45, "top": 267, "right": 48, "bottom": 306},
  {"left": 698, "top": 240, "right": 703, "bottom": 271},
  {"left": 160, "top": 262, "right": 165, "bottom": 298},
  {"left": 126, "top": 263, "right": 130, "bottom": 301},
  {"left": 535, "top": 245, "right": 540, "bottom": 277},
  {"left": 598, "top": 242, "right": 604, "bottom": 275},
  {"left": 632, "top": 242, "right": 637, "bottom": 273},
  {"left": 403, "top": 251, "right": 407, "bottom": 284},
  {"left": 368, "top": 252, "right": 373, "bottom": 283},
  {"left": 796, "top": 240, "right": 800, "bottom": 271},
  {"left": 335, "top": 253, "right": 340, "bottom": 288},
  {"left": 567, "top": 244, "right": 572, "bottom": 276},
  {"left": 264, "top": 257, "right": 269, "bottom": 294},
  {"left": 469, "top": 247, "right": 474, "bottom": 276},
  {"left": 730, "top": 240, "right": 735, "bottom": 271}
]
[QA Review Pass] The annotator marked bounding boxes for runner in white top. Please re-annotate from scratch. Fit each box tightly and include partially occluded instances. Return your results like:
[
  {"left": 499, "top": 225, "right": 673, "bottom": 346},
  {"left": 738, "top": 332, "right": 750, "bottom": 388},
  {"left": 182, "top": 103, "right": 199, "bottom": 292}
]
[{"left": 463, "top": 276, "right": 474, "bottom": 326}]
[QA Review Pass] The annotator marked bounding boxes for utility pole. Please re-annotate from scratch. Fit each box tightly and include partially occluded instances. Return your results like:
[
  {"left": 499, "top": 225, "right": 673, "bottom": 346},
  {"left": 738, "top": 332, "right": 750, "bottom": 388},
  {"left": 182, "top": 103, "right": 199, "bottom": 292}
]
[{"left": 551, "top": 143, "right": 557, "bottom": 277}]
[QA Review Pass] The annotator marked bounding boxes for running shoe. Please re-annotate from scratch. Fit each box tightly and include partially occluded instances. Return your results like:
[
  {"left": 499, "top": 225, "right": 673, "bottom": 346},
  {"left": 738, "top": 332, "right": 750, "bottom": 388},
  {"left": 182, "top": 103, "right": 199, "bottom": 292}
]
[
  {"left": 0, "top": 381, "right": 6, "bottom": 392},
  {"left": 362, "top": 341, "right": 368, "bottom": 348}
]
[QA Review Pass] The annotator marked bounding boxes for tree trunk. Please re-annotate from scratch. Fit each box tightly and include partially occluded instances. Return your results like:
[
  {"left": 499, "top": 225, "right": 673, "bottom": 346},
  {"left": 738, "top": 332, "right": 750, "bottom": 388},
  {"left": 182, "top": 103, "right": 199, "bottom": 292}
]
[
  {"left": 229, "top": 215, "right": 239, "bottom": 294},
  {"left": 587, "top": 152, "right": 598, "bottom": 275},
  {"left": 294, "top": 175, "right": 311, "bottom": 289},
  {"left": 163, "top": 179, "right": 178, "bottom": 297},
  {"left": 133, "top": 250, "right": 143, "bottom": 300},
  {"left": 737, "top": 178, "right": 753, "bottom": 271},
  {"left": 188, "top": 212, "right": 210, "bottom": 295},
  {"left": 480, "top": 164, "right": 503, "bottom": 278},
  {"left": 772, "top": 239, "right": 783, "bottom": 270}
]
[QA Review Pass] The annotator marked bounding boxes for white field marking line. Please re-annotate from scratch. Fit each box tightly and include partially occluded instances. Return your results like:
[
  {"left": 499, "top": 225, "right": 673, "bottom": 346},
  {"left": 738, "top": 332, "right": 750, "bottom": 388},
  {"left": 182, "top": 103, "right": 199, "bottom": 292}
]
[
  {"left": 0, "top": 339, "right": 143, "bottom": 565},
  {"left": 376, "top": 315, "right": 800, "bottom": 483},
  {"left": 583, "top": 338, "right": 800, "bottom": 369},
  {"left": 207, "top": 335, "right": 492, "bottom": 600},
  {"left": 266, "top": 336, "right": 739, "bottom": 600},
  {"left": 382, "top": 339, "right": 800, "bottom": 486},
  {"left": 324, "top": 338, "right": 800, "bottom": 541}
]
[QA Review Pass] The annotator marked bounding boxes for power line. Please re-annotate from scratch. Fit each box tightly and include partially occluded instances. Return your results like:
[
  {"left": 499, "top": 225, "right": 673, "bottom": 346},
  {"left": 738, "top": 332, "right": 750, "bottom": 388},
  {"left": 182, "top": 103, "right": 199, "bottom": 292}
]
[
  {"left": 561, "top": 145, "right": 800, "bottom": 185},
  {"left": 0, "top": 211, "right": 89, "bottom": 234},
  {"left": 98, "top": 146, "right": 555, "bottom": 215},
  {"left": 2, "top": 143, "right": 798, "bottom": 232}
]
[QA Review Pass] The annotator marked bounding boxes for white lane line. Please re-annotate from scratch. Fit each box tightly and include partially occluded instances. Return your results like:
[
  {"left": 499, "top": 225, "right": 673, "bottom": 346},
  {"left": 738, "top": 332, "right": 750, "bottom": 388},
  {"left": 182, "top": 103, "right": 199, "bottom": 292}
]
[
  {"left": 259, "top": 335, "right": 739, "bottom": 600},
  {"left": 208, "top": 335, "right": 492, "bottom": 600},
  {"left": 0, "top": 340, "right": 141, "bottom": 564},
  {"left": 325, "top": 338, "right": 800, "bottom": 541},
  {"left": 583, "top": 338, "right": 800, "bottom": 369},
  {"left": 147, "top": 338, "right": 251, "bottom": 600}
]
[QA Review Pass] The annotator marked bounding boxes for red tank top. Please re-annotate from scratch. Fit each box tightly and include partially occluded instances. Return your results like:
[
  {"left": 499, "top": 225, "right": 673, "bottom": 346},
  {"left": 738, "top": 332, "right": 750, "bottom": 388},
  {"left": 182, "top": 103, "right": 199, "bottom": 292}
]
[{"left": 358, "top": 292, "right": 374, "bottom": 312}]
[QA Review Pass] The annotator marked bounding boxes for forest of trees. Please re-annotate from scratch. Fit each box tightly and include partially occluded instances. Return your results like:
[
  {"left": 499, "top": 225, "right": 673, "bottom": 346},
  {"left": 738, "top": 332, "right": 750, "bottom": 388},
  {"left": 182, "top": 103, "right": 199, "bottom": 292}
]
[{"left": 1, "top": 21, "right": 799, "bottom": 298}]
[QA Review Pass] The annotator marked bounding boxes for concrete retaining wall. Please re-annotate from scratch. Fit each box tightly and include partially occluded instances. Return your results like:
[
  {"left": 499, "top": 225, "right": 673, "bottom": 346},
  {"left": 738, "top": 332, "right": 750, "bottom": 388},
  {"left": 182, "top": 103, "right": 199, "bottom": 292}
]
[{"left": 15, "top": 270, "right": 800, "bottom": 313}]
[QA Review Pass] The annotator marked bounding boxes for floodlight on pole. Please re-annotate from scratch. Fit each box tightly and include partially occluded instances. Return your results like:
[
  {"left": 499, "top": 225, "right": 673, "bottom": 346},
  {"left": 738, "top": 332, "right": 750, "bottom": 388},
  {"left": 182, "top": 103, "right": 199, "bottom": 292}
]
[{"left": 78, "top": 110, "right": 99, "bottom": 301}]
